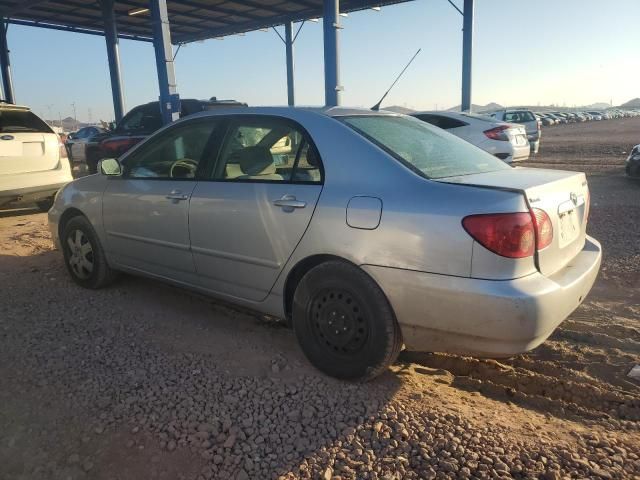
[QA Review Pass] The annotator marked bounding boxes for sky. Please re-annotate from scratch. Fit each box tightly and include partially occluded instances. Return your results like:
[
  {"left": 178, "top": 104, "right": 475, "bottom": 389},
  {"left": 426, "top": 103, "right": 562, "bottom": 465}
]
[{"left": 8, "top": 0, "right": 640, "bottom": 122}]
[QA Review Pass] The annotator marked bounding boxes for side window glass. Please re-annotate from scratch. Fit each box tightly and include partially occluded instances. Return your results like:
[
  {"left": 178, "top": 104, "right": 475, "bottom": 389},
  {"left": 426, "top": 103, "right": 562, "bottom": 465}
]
[
  {"left": 119, "top": 109, "right": 145, "bottom": 132},
  {"left": 125, "top": 120, "right": 219, "bottom": 179},
  {"left": 213, "top": 120, "right": 303, "bottom": 182},
  {"left": 292, "top": 142, "right": 322, "bottom": 183}
]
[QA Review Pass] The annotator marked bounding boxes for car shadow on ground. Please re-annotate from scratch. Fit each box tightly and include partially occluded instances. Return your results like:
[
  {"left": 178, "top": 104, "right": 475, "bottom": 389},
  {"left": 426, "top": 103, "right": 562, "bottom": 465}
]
[
  {"left": 0, "top": 250, "right": 408, "bottom": 479},
  {"left": 0, "top": 206, "right": 42, "bottom": 218}
]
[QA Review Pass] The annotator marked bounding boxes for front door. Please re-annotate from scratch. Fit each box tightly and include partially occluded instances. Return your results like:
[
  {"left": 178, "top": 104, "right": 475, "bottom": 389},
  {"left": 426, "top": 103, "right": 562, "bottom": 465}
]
[
  {"left": 189, "top": 116, "right": 323, "bottom": 301},
  {"left": 102, "top": 118, "right": 221, "bottom": 283}
]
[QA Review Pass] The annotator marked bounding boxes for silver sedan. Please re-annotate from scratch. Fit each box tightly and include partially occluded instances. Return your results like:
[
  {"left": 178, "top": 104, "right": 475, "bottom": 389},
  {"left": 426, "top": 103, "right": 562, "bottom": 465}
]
[{"left": 48, "top": 107, "right": 602, "bottom": 380}]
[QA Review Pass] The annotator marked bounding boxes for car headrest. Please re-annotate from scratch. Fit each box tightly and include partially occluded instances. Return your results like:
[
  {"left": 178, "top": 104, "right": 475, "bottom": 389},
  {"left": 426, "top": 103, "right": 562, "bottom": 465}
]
[{"left": 237, "top": 146, "right": 276, "bottom": 176}]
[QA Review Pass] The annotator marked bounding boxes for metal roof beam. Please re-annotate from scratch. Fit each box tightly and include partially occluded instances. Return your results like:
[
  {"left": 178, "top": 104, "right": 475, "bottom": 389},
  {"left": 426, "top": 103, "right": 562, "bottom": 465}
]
[
  {"left": 6, "top": 18, "right": 153, "bottom": 41},
  {"left": 0, "top": 0, "right": 48, "bottom": 17}
]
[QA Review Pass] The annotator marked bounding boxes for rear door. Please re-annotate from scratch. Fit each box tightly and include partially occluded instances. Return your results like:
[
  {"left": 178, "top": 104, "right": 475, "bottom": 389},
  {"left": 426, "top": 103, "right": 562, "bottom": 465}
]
[
  {"left": 0, "top": 108, "right": 59, "bottom": 174},
  {"left": 102, "top": 117, "right": 221, "bottom": 282},
  {"left": 189, "top": 115, "right": 323, "bottom": 301}
]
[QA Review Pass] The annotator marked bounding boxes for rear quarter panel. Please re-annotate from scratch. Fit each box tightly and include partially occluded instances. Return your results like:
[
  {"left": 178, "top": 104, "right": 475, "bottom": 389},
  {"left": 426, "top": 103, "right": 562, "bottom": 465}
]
[{"left": 269, "top": 112, "right": 532, "bottom": 299}]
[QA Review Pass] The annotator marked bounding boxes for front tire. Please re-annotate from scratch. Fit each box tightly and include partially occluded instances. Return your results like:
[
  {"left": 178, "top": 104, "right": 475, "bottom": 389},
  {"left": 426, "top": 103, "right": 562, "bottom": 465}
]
[
  {"left": 61, "top": 216, "right": 117, "bottom": 289},
  {"left": 292, "top": 261, "right": 402, "bottom": 381}
]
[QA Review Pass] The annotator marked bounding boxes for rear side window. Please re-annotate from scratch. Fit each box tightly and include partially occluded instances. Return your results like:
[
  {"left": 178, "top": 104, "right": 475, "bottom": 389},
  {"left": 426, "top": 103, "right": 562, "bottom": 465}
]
[
  {"left": 342, "top": 115, "right": 510, "bottom": 179},
  {"left": 504, "top": 111, "right": 535, "bottom": 123},
  {"left": 0, "top": 110, "right": 53, "bottom": 133},
  {"left": 211, "top": 117, "right": 322, "bottom": 183}
]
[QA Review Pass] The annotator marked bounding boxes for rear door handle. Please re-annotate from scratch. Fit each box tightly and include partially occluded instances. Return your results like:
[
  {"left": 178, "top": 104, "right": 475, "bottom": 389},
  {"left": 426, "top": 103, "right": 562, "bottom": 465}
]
[
  {"left": 273, "top": 194, "right": 306, "bottom": 210},
  {"left": 166, "top": 190, "right": 189, "bottom": 201}
]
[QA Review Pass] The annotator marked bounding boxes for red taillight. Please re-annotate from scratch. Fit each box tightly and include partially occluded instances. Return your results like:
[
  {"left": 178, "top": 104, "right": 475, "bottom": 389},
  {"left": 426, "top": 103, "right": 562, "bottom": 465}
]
[
  {"left": 530, "top": 208, "right": 553, "bottom": 250},
  {"left": 463, "top": 209, "right": 555, "bottom": 258},
  {"left": 483, "top": 125, "right": 510, "bottom": 141},
  {"left": 462, "top": 213, "right": 535, "bottom": 258}
]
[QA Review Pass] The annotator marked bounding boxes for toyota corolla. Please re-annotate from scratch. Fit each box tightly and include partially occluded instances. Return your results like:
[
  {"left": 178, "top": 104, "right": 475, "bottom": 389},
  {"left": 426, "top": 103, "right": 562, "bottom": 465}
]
[{"left": 48, "top": 107, "right": 601, "bottom": 380}]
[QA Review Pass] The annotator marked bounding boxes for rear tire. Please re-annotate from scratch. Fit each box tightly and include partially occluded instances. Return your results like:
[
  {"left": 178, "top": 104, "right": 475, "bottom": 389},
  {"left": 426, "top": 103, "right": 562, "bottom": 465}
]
[
  {"left": 61, "top": 216, "right": 117, "bottom": 289},
  {"left": 292, "top": 261, "right": 402, "bottom": 381}
]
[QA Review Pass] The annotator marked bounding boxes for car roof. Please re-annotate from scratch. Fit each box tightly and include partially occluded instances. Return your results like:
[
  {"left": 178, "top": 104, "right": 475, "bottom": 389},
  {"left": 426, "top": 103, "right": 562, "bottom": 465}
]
[{"left": 184, "top": 106, "right": 401, "bottom": 121}]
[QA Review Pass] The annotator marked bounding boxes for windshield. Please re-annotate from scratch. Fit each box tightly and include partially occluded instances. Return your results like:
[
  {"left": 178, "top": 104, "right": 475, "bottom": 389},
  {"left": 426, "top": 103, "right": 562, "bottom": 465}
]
[
  {"left": 0, "top": 109, "right": 53, "bottom": 133},
  {"left": 340, "top": 115, "right": 511, "bottom": 179}
]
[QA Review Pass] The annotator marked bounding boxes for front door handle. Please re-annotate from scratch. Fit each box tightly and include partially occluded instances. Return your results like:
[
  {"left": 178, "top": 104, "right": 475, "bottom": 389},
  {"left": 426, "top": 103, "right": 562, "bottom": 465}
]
[
  {"left": 273, "top": 194, "right": 306, "bottom": 211},
  {"left": 166, "top": 190, "right": 189, "bottom": 201}
]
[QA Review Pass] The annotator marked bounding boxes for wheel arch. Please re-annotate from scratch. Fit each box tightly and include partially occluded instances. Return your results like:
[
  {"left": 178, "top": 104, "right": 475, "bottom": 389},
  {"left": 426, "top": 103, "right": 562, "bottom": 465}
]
[
  {"left": 283, "top": 254, "right": 386, "bottom": 325},
  {"left": 58, "top": 207, "right": 87, "bottom": 241}
]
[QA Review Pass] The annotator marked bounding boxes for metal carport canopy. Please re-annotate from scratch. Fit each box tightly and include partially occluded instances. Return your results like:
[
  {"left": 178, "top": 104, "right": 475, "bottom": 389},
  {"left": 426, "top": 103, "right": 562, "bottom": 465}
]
[
  {"left": 0, "top": 0, "right": 475, "bottom": 120},
  {"left": 0, "top": 1, "right": 412, "bottom": 45}
]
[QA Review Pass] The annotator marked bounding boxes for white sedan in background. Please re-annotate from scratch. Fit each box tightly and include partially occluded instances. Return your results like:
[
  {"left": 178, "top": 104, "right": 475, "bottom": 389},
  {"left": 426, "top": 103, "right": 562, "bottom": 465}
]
[{"left": 411, "top": 111, "right": 530, "bottom": 163}]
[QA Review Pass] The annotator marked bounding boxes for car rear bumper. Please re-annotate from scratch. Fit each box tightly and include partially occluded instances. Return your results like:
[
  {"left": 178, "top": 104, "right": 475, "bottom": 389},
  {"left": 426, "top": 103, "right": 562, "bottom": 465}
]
[
  {"left": 362, "top": 235, "right": 601, "bottom": 357},
  {"left": 0, "top": 162, "right": 73, "bottom": 207},
  {"left": 0, "top": 180, "right": 70, "bottom": 207}
]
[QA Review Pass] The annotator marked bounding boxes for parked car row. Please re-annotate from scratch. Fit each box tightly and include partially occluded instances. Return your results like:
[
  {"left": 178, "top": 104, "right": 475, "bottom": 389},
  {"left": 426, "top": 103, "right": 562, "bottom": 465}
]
[
  {"left": 66, "top": 97, "right": 247, "bottom": 173},
  {"left": 534, "top": 109, "right": 640, "bottom": 126}
]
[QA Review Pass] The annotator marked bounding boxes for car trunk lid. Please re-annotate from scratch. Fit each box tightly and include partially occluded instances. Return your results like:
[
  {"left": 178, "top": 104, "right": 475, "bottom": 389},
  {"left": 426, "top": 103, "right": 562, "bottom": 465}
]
[
  {"left": 439, "top": 167, "right": 588, "bottom": 276},
  {"left": 0, "top": 132, "right": 59, "bottom": 174}
]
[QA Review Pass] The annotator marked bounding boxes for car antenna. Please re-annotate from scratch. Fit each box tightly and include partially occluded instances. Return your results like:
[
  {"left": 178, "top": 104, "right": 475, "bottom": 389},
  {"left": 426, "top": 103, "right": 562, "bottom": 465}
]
[{"left": 371, "top": 48, "right": 421, "bottom": 111}]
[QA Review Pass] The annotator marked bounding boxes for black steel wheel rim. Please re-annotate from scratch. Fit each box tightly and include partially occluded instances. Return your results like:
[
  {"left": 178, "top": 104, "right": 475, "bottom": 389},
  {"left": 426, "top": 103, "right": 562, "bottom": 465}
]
[{"left": 309, "top": 288, "right": 369, "bottom": 355}]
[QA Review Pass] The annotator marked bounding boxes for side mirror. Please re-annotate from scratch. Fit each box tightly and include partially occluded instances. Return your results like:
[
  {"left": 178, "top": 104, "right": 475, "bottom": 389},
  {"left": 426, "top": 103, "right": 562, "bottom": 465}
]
[{"left": 99, "top": 158, "right": 122, "bottom": 176}]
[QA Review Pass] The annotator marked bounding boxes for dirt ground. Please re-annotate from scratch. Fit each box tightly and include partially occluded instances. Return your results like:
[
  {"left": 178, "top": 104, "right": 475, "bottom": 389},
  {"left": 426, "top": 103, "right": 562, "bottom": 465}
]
[{"left": 0, "top": 118, "right": 638, "bottom": 480}]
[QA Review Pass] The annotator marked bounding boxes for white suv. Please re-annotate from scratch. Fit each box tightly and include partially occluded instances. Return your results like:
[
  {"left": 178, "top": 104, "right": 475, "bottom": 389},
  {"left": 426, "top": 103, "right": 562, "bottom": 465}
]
[{"left": 0, "top": 103, "right": 73, "bottom": 211}]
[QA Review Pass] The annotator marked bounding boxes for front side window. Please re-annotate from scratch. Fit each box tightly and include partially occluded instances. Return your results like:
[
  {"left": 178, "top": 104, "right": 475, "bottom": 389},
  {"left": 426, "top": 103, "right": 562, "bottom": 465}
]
[
  {"left": 124, "top": 120, "right": 219, "bottom": 179},
  {"left": 210, "top": 118, "right": 322, "bottom": 183},
  {"left": 341, "top": 115, "right": 510, "bottom": 179}
]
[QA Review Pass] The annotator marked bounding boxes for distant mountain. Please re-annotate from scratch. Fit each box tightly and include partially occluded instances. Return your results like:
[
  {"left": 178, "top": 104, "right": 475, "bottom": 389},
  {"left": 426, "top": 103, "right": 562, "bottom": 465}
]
[
  {"left": 583, "top": 102, "right": 612, "bottom": 110},
  {"left": 621, "top": 98, "right": 640, "bottom": 108},
  {"left": 447, "top": 102, "right": 504, "bottom": 113}
]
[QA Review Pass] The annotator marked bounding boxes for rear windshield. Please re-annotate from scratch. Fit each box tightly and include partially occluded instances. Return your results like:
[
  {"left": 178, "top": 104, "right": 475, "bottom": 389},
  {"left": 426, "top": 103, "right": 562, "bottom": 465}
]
[
  {"left": 459, "top": 112, "right": 497, "bottom": 123},
  {"left": 340, "top": 115, "right": 511, "bottom": 179},
  {"left": 0, "top": 109, "right": 53, "bottom": 133}
]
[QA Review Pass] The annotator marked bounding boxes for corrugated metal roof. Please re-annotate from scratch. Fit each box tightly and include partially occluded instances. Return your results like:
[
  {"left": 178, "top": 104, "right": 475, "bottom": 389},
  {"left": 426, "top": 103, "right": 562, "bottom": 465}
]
[{"left": 0, "top": 0, "right": 412, "bottom": 44}]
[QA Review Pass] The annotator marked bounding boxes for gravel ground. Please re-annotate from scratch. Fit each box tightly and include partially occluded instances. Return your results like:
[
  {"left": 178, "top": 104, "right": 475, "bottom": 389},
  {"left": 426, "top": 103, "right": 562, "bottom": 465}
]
[{"left": 1, "top": 118, "right": 639, "bottom": 480}]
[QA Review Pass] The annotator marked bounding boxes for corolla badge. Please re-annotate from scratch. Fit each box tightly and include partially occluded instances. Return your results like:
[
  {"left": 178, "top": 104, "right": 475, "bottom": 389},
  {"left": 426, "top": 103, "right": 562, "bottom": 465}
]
[{"left": 0, "top": 135, "right": 14, "bottom": 140}]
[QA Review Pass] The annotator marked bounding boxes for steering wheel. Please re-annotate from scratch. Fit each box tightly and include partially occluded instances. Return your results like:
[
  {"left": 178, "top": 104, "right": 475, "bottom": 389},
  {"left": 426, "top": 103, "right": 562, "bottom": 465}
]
[{"left": 169, "top": 158, "right": 198, "bottom": 178}]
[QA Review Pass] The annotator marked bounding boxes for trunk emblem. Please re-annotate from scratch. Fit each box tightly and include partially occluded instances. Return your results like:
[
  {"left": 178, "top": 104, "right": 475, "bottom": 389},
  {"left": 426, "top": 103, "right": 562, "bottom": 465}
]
[
  {"left": 0, "top": 135, "right": 14, "bottom": 140},
  {"left": 570, "top": 192, "right": 578, "bottom": 205}
]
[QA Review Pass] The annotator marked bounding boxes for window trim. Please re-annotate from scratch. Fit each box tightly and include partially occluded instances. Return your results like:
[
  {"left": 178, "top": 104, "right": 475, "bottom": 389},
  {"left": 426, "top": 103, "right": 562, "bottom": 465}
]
[{"left": 200, "top": 114, "right": 324, "bottom": 186}]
